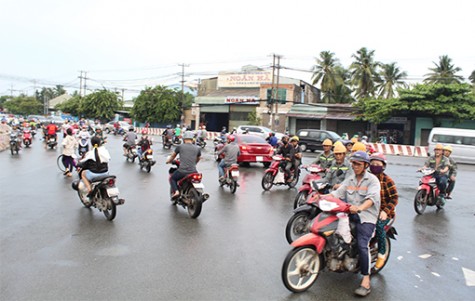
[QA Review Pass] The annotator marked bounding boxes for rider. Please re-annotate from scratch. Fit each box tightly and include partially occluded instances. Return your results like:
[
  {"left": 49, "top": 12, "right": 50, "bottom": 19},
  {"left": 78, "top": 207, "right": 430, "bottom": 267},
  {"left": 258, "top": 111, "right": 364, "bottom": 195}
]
[
  {"left": 443, "top": 145, "right": 457, "bottom": 199},
  {"left": 174, "top": 124, "right": 182, "bottom": 142},
  {"left": 276, "top": 135, "right": 293, "bottom": 180},
  {"left": 351, "top": 142, "right": 367, "bottom": 154},
  {"left": 313, "top": 141, "right": 350, "bottom": 192},
  {"left": 312, "top": 138, "right": 334, "bottom": 170},
  {"left": 217, "top": 135, "right": 240, "bottom": 182},
  {"left": 421, "top": 143, "right": 450, "bottom": 205},
  {"left": 267, "top": 132, "right": 279, "bottom": 148},
  {"left": 46, "top": 121, "right": 58, "bottom": 141},
  {"left": 61, "top": 128, "right": 78, "bottom": 177},
  {"left": 330, "top": 151, "right": 381, "bottom": 297},
  {"left": 123, "top": 126, "right": 137, "bottom": 156},
  {"left": 137, "top": 128, "right": 152, "bottom": 160},
  {"left": 94, "top": 126, "right": 106, "bottom": 145},
  {"left": 78, "top": 136, "right": 111, "bottom": 196},
  {"left": 369, "top": 152, "right": 398, "bottom": 270},
  {"left": 165, "top": 131, "right": 202, "bottom": 199},
  {"left": 198, "top": 125, "right": 207, "bottom": 144}
]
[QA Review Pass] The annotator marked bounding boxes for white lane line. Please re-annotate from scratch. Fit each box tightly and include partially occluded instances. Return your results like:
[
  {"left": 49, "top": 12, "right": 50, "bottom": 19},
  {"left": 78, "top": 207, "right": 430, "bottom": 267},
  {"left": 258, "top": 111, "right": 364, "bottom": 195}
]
[
  {"left": 452, "top": 257, "right": 459, "bottom": 261},
  {"left": 419, "top": 254, "right": 432, "bottom": 259},
  {"left": 462, "top": 267, "right": 475, "bottom": 286},
  {"left": 397, "top": 256, "right": 403, "bottom": 260},
  {"left": 432, "top": 272, "right": 441, "bottom": 277}
]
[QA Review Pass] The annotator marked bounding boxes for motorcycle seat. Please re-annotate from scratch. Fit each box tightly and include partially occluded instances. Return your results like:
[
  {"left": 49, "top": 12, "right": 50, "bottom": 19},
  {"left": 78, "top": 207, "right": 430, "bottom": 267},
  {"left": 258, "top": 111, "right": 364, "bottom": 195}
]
[{"left": 91, "top": 175, "right": 116, "bottom": 183}]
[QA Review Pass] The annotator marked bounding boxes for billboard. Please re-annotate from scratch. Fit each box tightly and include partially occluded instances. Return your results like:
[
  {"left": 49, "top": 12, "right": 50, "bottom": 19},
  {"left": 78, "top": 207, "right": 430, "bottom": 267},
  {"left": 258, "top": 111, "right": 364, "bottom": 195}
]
[{"left": 218, "top": 72, "right": 272, "bottom": 88}]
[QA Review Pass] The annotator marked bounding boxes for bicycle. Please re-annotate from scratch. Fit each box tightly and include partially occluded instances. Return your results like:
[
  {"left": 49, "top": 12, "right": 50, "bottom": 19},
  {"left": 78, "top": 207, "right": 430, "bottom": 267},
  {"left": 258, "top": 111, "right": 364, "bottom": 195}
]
[{"left": 57, "top": 154, "right": 78, "bottom": 173}]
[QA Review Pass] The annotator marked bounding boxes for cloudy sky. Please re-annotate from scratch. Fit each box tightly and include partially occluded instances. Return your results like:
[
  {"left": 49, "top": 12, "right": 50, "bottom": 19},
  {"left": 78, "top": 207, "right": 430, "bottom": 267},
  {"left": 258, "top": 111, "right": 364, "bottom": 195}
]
[{"left": 1, "top": 0, "right": 474, "bottom": 99}]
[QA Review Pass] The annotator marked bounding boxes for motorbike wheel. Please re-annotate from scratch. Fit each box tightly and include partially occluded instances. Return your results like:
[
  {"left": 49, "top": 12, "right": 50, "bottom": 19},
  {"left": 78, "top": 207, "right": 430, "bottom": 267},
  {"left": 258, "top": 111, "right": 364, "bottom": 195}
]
[
  {"left": 263, "top": 162, "right": 271, "bottom": 168},
  {"left": 187, "top": 188, "right": 203, "bottom": 219},
  {"left": 214, "top": 149, "right": 221, "bottom": 162},
  {"left": 10, "top": 145, "right": 14, "bottom": 155},
  {"left": 261, "top": 172, "right": 274, "bottom": 191},
  {"left": 285, "top": 211, "right": 312, "bottom": 244},
  {"left": 77, "top": 190, "right": 92, "bottom": 208},
  {"left": 103, "top": 200, "right": 117, "bottom": 221},
  {"left": 282, "top": 246, "right": 321, "bottom": 293},
  {"left": 370, "top": 236, "right": 391, "bottom": 274},
  {"left": 288, "top": 171, "right": 300, "bottom": 188},
  {"left": 56, "top": 154, "right": 67, "bottom": 172},
  {"left": 145, "top": 162, "right": 152, "bottom": 173},
  {"left": 293, "top": 191, "right": 308, "bottom": 209},
  {"left": 229, "top": 180, "right": 237, "bottom": 194},
  {"left": 414, "top": 190, "right": 427, "bottom": 215}
]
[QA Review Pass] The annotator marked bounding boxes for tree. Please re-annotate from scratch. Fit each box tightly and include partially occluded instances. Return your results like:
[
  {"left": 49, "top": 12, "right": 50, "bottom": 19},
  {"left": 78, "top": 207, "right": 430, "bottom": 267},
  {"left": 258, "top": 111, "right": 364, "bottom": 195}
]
[
  {"left": 55, "top": 95, "right": 82, "bottom": 116},
  {"left": 424, "top": 55, "right": 463, "bottom": 84},
  {"left": 376, "top": 62, "right": 408, "bottom": 99},
  {"left": 131, "top": 86, "right": 181, "bottom": 123},
  {"left": 80, "top": 89, "right": 122, "bottom": 121},
  {"left": 3, "top": 95, "right": 43, "bottom": 115},
  {"left": 469, "top": 70, "right": 475, "bottom": 84},
  {"left": 247, "top": 111, "right": 261, "bottom": 125},
  {"left": 311, "top": 51, "right": 342, "bottom": 103},
  {"left": 350, "top": 47, "right": 381, "bottom": 100}
]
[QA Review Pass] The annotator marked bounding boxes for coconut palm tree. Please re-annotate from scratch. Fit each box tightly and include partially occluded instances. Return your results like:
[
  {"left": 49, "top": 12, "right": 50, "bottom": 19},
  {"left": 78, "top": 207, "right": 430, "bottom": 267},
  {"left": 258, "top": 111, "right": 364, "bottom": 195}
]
[
  {"left": 311, "top": 51, "right": 343, "bottom": 103},
  {"left": 469, "top": 70, "right": 475, "bottom": 84},
  {"left": 376, "top": 62, "right": 408, "bottom": 99},
  {"left": 424, "top": 55, "right": 463, "bottom": 84},
  {"left": 349, "top": 47, "right": 381, "bottom": 100}
]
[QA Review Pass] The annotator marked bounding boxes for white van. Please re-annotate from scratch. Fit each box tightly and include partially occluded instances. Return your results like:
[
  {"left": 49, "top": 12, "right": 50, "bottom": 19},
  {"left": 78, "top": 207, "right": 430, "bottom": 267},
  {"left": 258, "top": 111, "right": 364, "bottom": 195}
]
[{"left": 428, "top": 127, "right": 475, "bottom": 164}]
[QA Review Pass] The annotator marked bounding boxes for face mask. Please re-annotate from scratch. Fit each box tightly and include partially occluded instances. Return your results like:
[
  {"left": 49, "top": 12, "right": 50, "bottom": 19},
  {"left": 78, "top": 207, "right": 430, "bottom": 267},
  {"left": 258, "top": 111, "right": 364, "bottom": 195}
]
[{"left": 370, "top": 165, "right": 384, "bottom": 175}]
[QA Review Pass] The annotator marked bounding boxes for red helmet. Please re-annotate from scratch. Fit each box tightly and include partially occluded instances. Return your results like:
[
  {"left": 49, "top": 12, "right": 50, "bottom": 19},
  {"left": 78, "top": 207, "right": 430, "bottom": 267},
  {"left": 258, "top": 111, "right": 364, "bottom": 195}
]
[
  {"left": 227, "top": 135, "right": 235, "bottom": 142},
  {"left": 370, "top": 152, "right": 387, "bottom": 165},
  {"left": 141, "top": 129, "right": 148, "bottom": 135}
]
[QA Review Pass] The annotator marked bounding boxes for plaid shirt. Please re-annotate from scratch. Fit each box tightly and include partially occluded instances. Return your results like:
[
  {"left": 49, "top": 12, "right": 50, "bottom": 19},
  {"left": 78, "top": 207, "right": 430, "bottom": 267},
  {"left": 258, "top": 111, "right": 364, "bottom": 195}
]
[{"left": 376, "top": 172, "right": 398, "bottom": 219}]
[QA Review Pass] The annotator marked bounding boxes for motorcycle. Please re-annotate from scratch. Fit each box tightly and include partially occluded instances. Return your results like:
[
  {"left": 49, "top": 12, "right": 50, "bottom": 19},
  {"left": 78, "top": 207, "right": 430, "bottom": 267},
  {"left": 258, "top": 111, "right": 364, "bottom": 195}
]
[
  {"left": 293, "top": 164, "right": 326, "bottom": 209},
  {"left": 414, "top": 168, "right": 445, "bottom": 214},
  {"left": 46, "top": 134, "right": 57, "bottom": 149},
  {"left": 72, "top": 174, "right": 125, "bottom": 221},
  {"left": 113, "top": 127, "right": 125, "bottom": 136},
  {"left": 9, "top": 132, "right": 21, "bottom": 155},
  {"left": 261, "top": 155, "right": 299, "bottom": 191},
  {"left": 22, "top": 129, "right": 32, "bottom": 147},
  {"left": 162, "top": 134, "right": 173, "bottom": 149},
  {"left": 213, "top": 138, "right": 226, "bottom": 162},
  {"left": 124, "top": 144, "right": 138, "bottom": 162},
  {"left": 168, "top": 160, "right": 209, "bottom": 218},
  {"left": 138, "top": 148, "right": 156, "bottom": 173},
  {"left": 286, "top": 182, "right": 331, "bottom": 243},
  {"left": 195, "top": 137, "right": 207, "bottom": 149},
  {"left": 281, "top": 194, "right": 397, "bottom": 293},
  {"left": 219, "top": 163, "right": 240, "bottom": 194},
  {"left": 173, "top": 135, "right": 182, "bottom": 145}
]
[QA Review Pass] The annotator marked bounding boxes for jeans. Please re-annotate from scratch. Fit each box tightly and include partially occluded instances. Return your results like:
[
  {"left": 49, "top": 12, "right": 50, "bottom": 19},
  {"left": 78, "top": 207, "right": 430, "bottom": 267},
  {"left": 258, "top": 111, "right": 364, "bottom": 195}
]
[
  {"left": 350, "top": 214, "right": 376, "bottom": 276},
  {"left": 218, "top": 160, "right": 229, "bottom": 177},
  {"left": 434, "top": 173, "right": 448, "bottom": 194},
  {"left": 375, "top": 218, "right": 390, "bottom": 255},
  {"left": 170, "top": 170, "right": 188, "bottom": 193}
]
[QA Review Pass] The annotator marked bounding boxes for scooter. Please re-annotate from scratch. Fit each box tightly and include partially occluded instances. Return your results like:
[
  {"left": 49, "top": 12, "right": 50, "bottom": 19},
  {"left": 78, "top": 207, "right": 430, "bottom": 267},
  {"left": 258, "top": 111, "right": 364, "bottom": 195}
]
[
  {"left": 138, "top": 148, "right": 156, "bottom": 173},
  {"left": 195, "top": 137, "right": 207, "bottom": 149},
  {"left": 281, "top": 194, "right": 397, "bottom": 293},
  {"left": 168, "top": 160, "right": 209, "bottom": 218},
  {"left": 22, "top": 128, "right": 32, "bottom": 147},
  {"left": 162, "top": 135, "right": 173, "bottom": 149},
  {"left": 261, "top": 155, "right": 299, "bottom": 191},
  {"left": 78, "top": 138, "right": 89, "bottom": 157},
  {"left": 46, "top": 134, "right": 57, "bottom": 149},
  {"left": 293, "top": 164, "right": 325, "bottom": 209},
  {"left": 173, "top": 135, "right": 182, "bottom": 145},
  {"left": 219, "top": 163, "right": 240, "bottom": 194},
  {"left": 9, "top": 132, "right": 21, "bottom": 155},
  {"left": 414, "top": 168, "right": 446, "bottom": 214},
  {"left": 124, "top": 144, "right": 138, "bottom": 162}
]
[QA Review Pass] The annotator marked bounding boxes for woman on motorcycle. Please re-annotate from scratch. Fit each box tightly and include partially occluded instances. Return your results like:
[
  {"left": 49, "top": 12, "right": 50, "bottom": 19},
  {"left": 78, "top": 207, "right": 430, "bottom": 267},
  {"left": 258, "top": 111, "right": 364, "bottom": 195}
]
[
  {"left": 61, "top": 128, "right": 78, "bottom": 177},
  {"left": 137, "top": 128, "right": 152, "bottom": 159},
  {"left": 369, "top": 153, "right": 398, "bottom": 270},
  {"left": 78, "top": 136, "right": 111, "bottom": 195}
]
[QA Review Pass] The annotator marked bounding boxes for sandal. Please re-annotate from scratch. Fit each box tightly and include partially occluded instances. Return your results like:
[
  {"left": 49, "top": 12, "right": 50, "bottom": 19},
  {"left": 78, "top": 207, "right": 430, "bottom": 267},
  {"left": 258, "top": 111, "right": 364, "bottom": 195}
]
[{"left": 354, "top": 286, "right": 371, "bottom": 297}]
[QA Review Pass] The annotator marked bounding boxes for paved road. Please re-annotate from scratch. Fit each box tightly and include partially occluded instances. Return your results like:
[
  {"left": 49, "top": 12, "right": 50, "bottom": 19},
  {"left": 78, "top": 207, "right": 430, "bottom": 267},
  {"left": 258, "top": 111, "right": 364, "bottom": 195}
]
[{"left": 1, "top": 135, "right": 474, "bottom": 300}]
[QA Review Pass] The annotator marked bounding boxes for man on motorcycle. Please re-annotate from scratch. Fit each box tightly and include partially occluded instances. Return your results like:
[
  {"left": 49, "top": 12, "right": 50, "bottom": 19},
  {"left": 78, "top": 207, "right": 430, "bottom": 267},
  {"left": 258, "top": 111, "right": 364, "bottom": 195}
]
[
  {"left": 174, "top": 124, "right": 182, "bottom": 139},
  {"left": 166, "top": 131, "right": 202, "bottom": 199},
  {"left": 78, "top": 136, "right": 111, "bottom": 196},
  {"left": 276, "top": 135, "right": 295, "bottom": 181},
  {"left": 217, "top": 135, "right": 240, "bottom": 182},
  {"left": 137, "top": 128, "right": 152, "bottom": 160},
  {"left": 369, "top": 152, "right": 398, "bottom": 270},
  {"left": 45, "top": 121, "right": 58, "bottom": 141},
  {"left": 197, "top": 125, "right": 207, "bottom": 144},
  {"left": 443, "top": 145, "right": 457, "bottom": 199},
  {"left": 330, "top": 151, "right": 381, "bottom": 297},
  {"left": 421, "top": 143, "right": 450, "bottom": 205},
  {"left": 267, "top": 132, "right": 279, "bottom": 148},
  {"left": 312, "top": 138, "right": 334, "bottom": 169},
  {"left": 162, "top": 125, "right": 173, "bottom": 145},
  {"left": 123, "top": 126, "right": 137, "bottom": 156},
  {"left": 313, "top": 141, "right": 350, "bottom": 192}
]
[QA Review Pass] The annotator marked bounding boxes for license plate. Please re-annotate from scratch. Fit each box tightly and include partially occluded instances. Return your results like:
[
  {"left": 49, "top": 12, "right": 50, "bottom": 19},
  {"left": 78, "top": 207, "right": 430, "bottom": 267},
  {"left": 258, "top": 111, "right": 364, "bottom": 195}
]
[
  {"left": 107, "top": 187, "right": 120, "bottom": 197},
  {"left": 193, "top": 182, "right": 204, "bottom": 189},
  {"left": 231, "top": 170, "right": 239, "bottom": 177},
  {"left": 256, "top": 156, "right": 263, "bottom": 162}
]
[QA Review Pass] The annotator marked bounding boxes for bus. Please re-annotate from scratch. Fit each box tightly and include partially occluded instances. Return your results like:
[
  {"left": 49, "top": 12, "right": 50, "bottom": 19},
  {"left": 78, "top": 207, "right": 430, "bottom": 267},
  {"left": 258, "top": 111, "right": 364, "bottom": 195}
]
[{"left": 428, "top": 127, "right": 475, "bottom": 164}]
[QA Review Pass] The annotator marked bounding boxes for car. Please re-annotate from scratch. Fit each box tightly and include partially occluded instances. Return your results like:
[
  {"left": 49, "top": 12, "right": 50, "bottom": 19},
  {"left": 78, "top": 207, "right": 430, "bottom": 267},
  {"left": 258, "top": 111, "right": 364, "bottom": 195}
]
[
  {"left": 236, "top": 125, "right": 285, "bottom": 141},
  {"left": 296, "top": 129, "right": 341, "bottom": 152},
  {"left": 51, "top": 116, "right": 65, "bottom": 127},
  {"left": 104, "top": 121, "right": 132, "bottom": 133},
  {"left": 235, "top": 134, "right": 274, "bottom": 167}
]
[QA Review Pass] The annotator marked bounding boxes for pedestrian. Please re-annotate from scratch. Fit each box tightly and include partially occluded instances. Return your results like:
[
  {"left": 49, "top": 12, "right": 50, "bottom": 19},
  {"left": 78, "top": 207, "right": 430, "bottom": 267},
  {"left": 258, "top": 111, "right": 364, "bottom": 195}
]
[{"left": 61, "top": 128, "right": 78, "bottom": 177}]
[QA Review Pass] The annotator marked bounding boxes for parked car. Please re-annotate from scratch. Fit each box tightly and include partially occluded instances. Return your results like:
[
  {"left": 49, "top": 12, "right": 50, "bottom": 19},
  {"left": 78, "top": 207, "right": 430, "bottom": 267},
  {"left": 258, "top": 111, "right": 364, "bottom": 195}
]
[
  {"left": 235, "top": 134, "right": 274, "bottom": 167},
  {"left": 104, "top": 121, "right": 131, "bottom": 133},
  {"left": 296, "top": 129, "right": 341, "bottom": 152},
  {"left": 236, "top": 125, "right": 285, "bottom": 141}
]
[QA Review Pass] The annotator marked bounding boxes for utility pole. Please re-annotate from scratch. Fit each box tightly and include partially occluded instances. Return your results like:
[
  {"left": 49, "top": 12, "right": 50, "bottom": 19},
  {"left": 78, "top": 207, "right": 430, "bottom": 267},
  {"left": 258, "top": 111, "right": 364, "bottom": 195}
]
[
  {"left": 269, "top": 55, "right": 276, "bottom": 129},
  {"left": 78, "top": 71, "right": 83, "bottom": 97},
  {"left": 269, "top": 54, "right": 282, "bottom": 131},
  {"left": 83, "top": 72, "right": 88, "bottom": 96},
  {"left": 274, "top": 55, "right": 282, "bottom": 132},
  {"left": 178, "top": 63, "right": 189, "bottom": 125}
]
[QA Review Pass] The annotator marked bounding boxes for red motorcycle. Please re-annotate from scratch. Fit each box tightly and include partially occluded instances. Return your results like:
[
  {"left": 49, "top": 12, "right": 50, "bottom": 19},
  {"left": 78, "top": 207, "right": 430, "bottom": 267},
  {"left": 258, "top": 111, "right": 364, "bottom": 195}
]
[
  {"left": 293, "top": 164, "right": 325, "bottom": 209},
  {"left": 220, "top": 163, "right": 240, "bottom": 194},
  {"left": 22, "top": 128, "right": 32, "bottom": 147},
  {"left": 282, "top": 194, "right": 397, "bottom": 293},
  {"left": 168, "top": 160, "right": 209, "bottom": 218},
  {"left": 414, "top": 168, "right": 445, "bottom": 214},
  {"left": 261, "top": 155, "right": 299, "bottom": 191}
]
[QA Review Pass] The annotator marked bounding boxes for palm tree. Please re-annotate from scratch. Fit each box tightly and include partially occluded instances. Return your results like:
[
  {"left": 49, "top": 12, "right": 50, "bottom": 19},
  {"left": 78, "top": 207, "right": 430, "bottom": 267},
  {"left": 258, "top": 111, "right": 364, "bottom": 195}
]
[
  {"left": 349, "top": 47, "right": 381, "bottom": 100},
  {"left": 311, "top": 51, "right": 343, "bottom": 103},
  {"left": 376, "top": 63, "right": 408, "bottom": 99},
  {"left": 424, "top": 55, "right": 463, "bottom": 84},
  {"left": 469, "top": 70, "right": 475, "bottom": 84}
]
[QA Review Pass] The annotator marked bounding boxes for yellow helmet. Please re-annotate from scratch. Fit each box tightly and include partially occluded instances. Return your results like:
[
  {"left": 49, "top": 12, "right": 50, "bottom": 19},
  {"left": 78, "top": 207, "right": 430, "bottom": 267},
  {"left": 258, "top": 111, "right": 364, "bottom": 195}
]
[
  {"left": 351, "top": 142, "right": 366, "bottom": 152},
  {"left": 443, "top": 145, "right": 453, "bottom": 152},
  {"left": 434, "top": 143, "right": 444, "bottom": 150},
  {"left": 333, "top": 142, "right": 347, "bottom": 153},
  {"left": 322, "top": 139, "right": 333, "bottom": 146},
  {"left": 350, "top": 137, "right": 358, "bottom": 144},
  {"left": 290, "top": 136, "right": 299, "bottom": 142}
]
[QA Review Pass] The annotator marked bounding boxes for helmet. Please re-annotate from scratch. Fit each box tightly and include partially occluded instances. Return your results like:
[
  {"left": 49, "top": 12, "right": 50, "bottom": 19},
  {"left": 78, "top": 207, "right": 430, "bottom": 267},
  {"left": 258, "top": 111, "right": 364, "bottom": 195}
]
[
  {"left": 351, "top": 142, "right": 366, "bottom": 152},
  {"left": 362, "top": 135, "right": 368, "bottom": 140},
  {"left": 333, "top": 142, "right": 347, "bottom": 153},
  {"left": 95, "top": 127, "right": 102, "bottom": 131},
  {"left": 350, "top": 151, "right": 370, "bottom": 164},
  {"left": 370, "top": 152, "right": 387, "bottom": 165},
  {"left": 290, "top": 136, "right": 299, "bottom": 142},
  {"left": 434, "top": 143, "right": 444, "bottom": 150},
  {"left": 182, "top": 131, "right": 194, "bottom": 140},
  {"left": 350, "top": 137, "right": 358, "bottom": 144},
  {"left": 166, "top": 125, "right": 171, "bottom": 129},
  {"left": 322, "top": 139, "right": 333, "bottom": 146},
  {"left": 281, "top": 135, "right": 289, "bottom": 142},
  {"left": 141, "top": 129, "right": 148, "bottom": 135},
  {"left": 343, "top": 139, "right": 354, "bottom": 146},
  {"left": 129, "top": 126, "right": 134, "bottom": 131},
  {"left": 227, "top": 135, "right": 235, "bottom": 142},
  {"left": 176, "top": 124, "right": 180, "bottom": 128},
  {"left": 443, "top": 145, "right": 453, "bottom": 152}
]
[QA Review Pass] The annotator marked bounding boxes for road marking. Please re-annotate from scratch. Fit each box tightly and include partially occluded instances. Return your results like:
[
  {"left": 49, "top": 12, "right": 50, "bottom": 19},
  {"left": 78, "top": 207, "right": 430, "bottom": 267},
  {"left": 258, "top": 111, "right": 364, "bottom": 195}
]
[
  {"left": 452, "top": 257, "right": 459, "bottom": 261},
  {"left": 462, "top": 267, "right": 475, "bottom": 286},
  {"left": 432, "top": 272, "right": 440, "bottom": 277},
  {"left": 419, "top": 254, "right": 432, "bottom": 259},
  {"left": 397, "top": 256, "right": 403, "bottom": 260}
]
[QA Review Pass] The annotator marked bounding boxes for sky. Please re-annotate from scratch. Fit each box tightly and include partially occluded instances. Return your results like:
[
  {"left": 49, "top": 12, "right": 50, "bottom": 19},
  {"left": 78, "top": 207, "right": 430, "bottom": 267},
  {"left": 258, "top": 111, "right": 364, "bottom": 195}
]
[{"left": 1, "top": 0, "right": 474, "bottom": 100}]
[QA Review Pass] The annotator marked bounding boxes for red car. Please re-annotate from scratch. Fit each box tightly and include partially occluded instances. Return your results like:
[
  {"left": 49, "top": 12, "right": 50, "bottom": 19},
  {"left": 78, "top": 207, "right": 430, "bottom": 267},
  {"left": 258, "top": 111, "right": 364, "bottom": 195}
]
[{"left": 235, "top": 134, "right": 274, "bottom": 167}]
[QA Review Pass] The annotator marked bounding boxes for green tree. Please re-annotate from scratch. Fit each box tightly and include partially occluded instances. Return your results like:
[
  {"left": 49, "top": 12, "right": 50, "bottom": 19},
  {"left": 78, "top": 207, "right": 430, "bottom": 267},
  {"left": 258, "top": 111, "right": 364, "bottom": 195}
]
[
  {"left": 424, "top": 55, "right": 463, "bottom": 84},
  {"left": 132, "top": 86, "right": 181, "bottom": 123},
  {"left": 247, "top": 111, "right": 261, "bottom": 125},
  {"left": 311, "top": 51, "right": 342, "bottom": 103},
  {"left": 80, "top": 89, "right": 122, "bottom": 121},
  {"left": 350, "top": 47, "right": 381, "bottom": 100},
  {"left": 376, "top": 62, "right": 408, "bottom": 99},
  {"left": 55, "top": 95, "right": 82, "bottom": 116},
  {"left": 3, "top": 95, "right": 43, "bottom": 115},
  {"left": 469, "top": 70, "right": 475, "bottom": 84}
]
